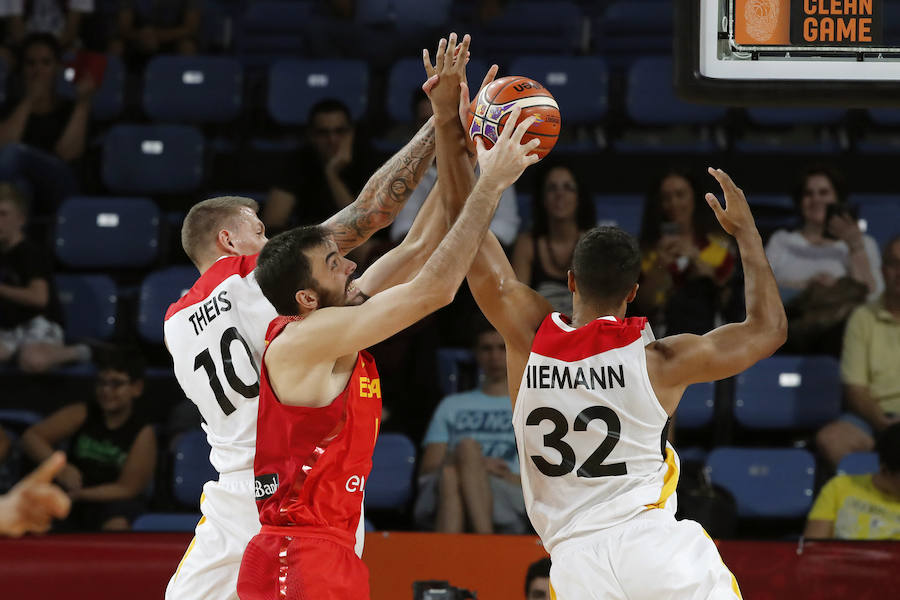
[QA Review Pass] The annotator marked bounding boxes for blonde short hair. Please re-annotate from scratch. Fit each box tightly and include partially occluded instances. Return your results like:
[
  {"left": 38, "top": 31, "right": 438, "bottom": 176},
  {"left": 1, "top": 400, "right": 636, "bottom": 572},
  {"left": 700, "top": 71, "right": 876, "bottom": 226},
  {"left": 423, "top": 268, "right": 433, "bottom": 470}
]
[{"left": 181, "top": 196, "right": 259, "bottom": 267}]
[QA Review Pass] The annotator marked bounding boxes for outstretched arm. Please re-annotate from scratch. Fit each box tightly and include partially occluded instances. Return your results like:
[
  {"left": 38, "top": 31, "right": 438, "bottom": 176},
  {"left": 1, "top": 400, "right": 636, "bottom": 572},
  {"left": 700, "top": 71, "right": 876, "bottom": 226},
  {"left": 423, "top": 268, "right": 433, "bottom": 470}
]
[
  {"left": 355, "top": 37, "right": 500, "bottom": 296},
  {"left": 646, "top": 168, "right": 788, "bottom": 414},
  {"left": 321, "top": 118, "right": 436, "bottom": 254}
]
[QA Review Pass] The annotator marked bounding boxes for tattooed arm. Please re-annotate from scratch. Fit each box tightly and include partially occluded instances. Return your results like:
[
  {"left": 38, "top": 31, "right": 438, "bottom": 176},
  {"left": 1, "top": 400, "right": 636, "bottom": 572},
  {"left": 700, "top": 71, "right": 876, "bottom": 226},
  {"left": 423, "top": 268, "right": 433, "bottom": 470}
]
[{"left": 321, "top": 118, "right": 436, "bottom": 255}]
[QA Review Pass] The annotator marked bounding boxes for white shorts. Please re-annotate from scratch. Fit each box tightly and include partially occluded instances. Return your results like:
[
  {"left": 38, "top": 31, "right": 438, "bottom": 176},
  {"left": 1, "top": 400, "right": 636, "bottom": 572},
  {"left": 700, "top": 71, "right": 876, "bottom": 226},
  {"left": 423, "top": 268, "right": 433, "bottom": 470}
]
[
  {"left": 549, "top": 509, "right": 742, "bottom": 600},
  {"left": 166, "top": 470, "right": 261, "bottom": 600}
]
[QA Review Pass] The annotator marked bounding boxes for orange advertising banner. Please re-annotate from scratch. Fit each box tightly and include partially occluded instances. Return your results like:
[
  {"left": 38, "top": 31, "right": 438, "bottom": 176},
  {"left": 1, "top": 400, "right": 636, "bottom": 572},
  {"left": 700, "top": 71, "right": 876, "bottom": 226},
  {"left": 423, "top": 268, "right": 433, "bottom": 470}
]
[{"left": 735, "top": 0, "right": 792, "bottom": 45}]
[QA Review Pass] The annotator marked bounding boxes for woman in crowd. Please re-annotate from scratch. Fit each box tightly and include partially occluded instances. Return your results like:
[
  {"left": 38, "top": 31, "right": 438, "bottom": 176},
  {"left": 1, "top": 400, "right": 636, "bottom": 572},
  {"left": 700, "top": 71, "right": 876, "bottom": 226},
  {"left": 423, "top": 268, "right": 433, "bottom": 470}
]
[
  {"left": 512, "top": 163, "right": 595, "bottom": 315},
  {"left": 632, "top": 168, "right": 736, "bottom": 336},
  {"left": 765, "top": 166, "right": 883, "bottom": 354}
]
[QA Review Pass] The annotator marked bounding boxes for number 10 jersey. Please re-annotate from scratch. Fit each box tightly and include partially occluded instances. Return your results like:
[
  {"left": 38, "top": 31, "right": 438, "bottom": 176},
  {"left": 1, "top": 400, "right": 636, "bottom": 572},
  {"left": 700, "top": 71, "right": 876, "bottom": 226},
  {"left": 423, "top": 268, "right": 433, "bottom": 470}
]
[
  {"left": 164, "top": 255, "right": 277, "bottom": 476},
  {"left": 514, "top": 313, "right": 679, "bottom": 554}
]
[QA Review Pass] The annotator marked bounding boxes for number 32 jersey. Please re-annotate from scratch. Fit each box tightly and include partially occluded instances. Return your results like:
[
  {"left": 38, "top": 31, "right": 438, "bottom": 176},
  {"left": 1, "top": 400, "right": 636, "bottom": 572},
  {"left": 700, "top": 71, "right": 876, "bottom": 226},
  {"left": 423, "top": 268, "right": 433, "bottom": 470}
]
[
  {"left": 514, "top": 313, "right": 680, "bottom": 554},
  {"left": 165, "top": 255, "right": 277, "bottom": 475}
]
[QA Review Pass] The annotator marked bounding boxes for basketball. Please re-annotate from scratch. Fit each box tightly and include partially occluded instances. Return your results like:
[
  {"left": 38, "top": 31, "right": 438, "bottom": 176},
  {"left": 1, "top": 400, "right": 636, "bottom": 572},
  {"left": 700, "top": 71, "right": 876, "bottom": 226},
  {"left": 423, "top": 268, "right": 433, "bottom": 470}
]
[{"left": 466, "top": 75, "right": 561, "bottom": 160}]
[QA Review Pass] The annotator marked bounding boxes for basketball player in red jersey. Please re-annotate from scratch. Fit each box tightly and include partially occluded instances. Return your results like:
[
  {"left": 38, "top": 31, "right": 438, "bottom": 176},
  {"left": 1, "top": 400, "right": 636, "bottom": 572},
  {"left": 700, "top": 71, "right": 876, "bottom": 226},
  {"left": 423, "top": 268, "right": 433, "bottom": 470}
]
[
  {"left": 163, "top": 41, "right": 503, "bottom": 600},
  {"left": 236, "top": 34, "right": 540, "bottom": 600}
]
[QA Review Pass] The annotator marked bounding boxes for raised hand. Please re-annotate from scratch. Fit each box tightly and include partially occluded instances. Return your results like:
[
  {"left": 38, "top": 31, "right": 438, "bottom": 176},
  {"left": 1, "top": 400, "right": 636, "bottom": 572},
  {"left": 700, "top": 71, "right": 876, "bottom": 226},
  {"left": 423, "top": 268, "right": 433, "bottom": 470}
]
[
  {"left": 0, "top": 452, "right": 71, "bottom": 537},
  {"left": 422, "top": 33, "right": 471, "bottom": 119},
  {"left": 705, "top": 168, "right": 758, "bottom": 238},
  {"left": 476, "top": 106, "right": 541, "bottom": 190}
]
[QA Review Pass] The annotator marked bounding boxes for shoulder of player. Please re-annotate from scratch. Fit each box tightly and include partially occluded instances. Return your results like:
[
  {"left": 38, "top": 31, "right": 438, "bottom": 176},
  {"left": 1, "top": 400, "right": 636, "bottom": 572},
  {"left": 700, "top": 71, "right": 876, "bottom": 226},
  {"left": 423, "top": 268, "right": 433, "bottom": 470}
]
[{"left": 266, "top": 315, "right": 337, "bottom": 362}]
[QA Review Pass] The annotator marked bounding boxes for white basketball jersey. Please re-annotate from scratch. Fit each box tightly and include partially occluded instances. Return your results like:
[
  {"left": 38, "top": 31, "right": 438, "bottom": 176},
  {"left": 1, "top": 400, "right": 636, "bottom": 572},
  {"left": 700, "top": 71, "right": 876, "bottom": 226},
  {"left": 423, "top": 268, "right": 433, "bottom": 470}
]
[
  {"left": 164, "top": 255, "right": 277, "bottom": 475},
  {"left": 514, "top": 313, "right": 679, "bottom": 554}
]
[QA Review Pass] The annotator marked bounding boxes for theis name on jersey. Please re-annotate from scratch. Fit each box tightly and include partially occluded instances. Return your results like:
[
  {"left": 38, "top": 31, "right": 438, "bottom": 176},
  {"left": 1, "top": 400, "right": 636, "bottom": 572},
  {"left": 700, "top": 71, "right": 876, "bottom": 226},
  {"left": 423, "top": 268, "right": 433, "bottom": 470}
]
[
  {"left": 525, "top": 363, "right": 625, "bottom": 390},
  {"left": 188, "top": 290, "right": 232, "bottom": 335}
]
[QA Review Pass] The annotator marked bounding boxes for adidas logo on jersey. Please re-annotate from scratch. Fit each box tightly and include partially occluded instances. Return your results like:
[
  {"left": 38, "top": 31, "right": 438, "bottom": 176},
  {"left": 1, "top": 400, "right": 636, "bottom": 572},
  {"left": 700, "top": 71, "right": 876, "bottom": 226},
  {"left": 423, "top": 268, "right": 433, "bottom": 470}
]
[{"left": 255, "top": 473, "right": 279, "bottom": 500}]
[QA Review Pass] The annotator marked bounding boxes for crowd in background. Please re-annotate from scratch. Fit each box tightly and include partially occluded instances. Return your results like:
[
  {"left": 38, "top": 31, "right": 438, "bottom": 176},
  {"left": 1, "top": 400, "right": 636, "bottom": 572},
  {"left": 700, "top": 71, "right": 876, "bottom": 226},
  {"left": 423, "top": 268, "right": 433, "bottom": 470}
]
[{"left": 0, "top": 0, "right": 898, "bottom": 540}]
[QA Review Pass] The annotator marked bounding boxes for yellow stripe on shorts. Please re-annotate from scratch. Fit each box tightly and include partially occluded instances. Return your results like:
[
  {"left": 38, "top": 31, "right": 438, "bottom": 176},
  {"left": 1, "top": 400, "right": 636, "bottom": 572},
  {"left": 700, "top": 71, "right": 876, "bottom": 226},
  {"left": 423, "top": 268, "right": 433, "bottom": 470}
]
[
  {"left": 549, "top": 581, "right": 558, "bottom": 600},
  {"left": 700, "top": 527, "right": 743, "bottom": 599},
  {"left": 172, "top": 514, "right": 207, "bottom": 583}
]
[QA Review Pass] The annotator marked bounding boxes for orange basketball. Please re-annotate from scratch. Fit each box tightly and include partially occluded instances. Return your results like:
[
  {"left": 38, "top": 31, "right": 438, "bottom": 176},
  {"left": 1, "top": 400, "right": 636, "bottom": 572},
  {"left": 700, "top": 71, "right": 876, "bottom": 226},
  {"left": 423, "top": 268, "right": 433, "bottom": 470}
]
[{"left": 466, "top": 75, "right": 561, "bottom": 160}]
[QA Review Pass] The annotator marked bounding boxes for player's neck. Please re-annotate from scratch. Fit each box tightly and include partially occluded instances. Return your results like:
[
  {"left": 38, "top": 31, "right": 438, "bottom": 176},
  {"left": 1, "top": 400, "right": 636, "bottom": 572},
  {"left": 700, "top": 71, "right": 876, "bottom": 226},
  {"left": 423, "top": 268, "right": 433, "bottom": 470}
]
[{"left": 571, "top": 303, "right": 625, "bottom": 328}]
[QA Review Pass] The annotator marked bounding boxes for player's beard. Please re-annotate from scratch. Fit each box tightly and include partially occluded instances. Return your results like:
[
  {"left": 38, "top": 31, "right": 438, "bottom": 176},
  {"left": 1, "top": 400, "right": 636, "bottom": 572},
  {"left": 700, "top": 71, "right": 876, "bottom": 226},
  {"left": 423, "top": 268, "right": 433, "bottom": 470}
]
[{"left": 312, "top": 277, "right": 351, "bottom": 309}]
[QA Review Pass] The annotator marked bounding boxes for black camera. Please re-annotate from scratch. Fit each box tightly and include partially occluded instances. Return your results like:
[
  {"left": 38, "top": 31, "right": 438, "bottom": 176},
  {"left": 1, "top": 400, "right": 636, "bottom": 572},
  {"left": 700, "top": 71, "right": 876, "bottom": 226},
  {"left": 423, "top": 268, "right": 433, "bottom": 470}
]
[{"left": 413, "top": 580, "right": 477, "bottom": 600}]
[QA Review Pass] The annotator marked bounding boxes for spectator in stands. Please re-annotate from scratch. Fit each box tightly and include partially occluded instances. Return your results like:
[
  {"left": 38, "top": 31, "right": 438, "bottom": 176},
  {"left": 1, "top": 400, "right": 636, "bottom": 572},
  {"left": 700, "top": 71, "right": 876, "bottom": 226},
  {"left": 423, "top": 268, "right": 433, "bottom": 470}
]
[
  {"left": 113, "top": 0, "right": 200, "bottom": 59},
  {"left": 0, "top": 0, "right": 94, "bottom": 51},
  {"left": 765, "top": 166, "right": 883, "bottom": 354},
  {"left": 631, "top": 168, "right": 736, "bottom": 336},
  {"left": 264, "top": 99, "right": 377, "bottom": 235},
  {"left": 0, "top": 33, "right": 89, "bottom": 212},
  {"left": 524, "top": 557, "right": 551, "bottom": 600},
  {"left": 390, "top": 90, "right": 520, "bottom": 248},
  {"left": 414, "top": 322, "right": 528, "bottom": 534},
  {"left": 805, "top": 423, "right": 900, "bottom": 540},
  {"left": 0, "top": 183, "right": 91, "bottom": 372},
  {"left": 815, "top": 235, "right": 900, "bottom": 469},
  {"left": 21, "top": 348, "right": 156, "bottom": 531},
  {"left": 512, "top": 162, "right": 594, "bottom": 315},
  {"left": 0, "top": 451, "right": 71, "bottom": 537}
]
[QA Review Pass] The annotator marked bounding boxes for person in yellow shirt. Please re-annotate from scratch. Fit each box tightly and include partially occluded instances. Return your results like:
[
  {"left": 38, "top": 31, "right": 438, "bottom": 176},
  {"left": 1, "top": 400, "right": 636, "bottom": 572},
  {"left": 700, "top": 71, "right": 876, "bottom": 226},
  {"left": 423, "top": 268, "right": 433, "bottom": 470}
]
[
  {"left": 805, "top": 423, "right": 900, "bottom": 540},
  {"left": 815, "top": 235, "right": 900, "bottom": 469}
]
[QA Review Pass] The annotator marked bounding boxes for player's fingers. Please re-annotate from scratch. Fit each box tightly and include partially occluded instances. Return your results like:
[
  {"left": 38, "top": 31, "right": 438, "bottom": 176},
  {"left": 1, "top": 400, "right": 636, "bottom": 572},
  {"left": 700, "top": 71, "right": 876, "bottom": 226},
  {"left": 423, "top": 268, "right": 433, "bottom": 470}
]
[
  {"left": 705, "top": 192, "right": 726, "bottom": 217},
  {"left": 474, "top": 136, "right": 486, "bottom": 157},
  {"left": 511, "top": 115, "right": 537, "bottom": 144},
  {"left": 499, "top": 106, "right": 521, "bottom": 141},
  {"left": 525, "top": 152, "right": 541, "bottom": 165},
  {"left": 523, "top": 137, "right": 541, "bottom": 152},
  {"left": 435, "top": 38, "right": 447, "bottom": 71},
  {"left": 444, "top": 33, "right": 457, "bottom": 70},
  {"left": 422, "top": 73, "right": 439, "bottom": 94},
  {"left": 21, "top": 451, "right": 66, "bottom": 486},
  {"left": 422, "top": 48, "right": 435, "bottom": 77},
  {"left": 454, "top": 34, "right": 471, "bottom": 72},
  {"left": 481, "top": 64, "right": 499, "bottom": 92}
]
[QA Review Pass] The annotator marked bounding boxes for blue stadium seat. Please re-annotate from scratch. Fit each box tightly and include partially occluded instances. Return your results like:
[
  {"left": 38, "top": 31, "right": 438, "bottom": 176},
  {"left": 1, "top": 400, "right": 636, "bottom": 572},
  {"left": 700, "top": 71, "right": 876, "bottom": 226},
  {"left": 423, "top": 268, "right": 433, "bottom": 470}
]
[
  {"left": 138, "top": 267, "right": 199, "bottom": 344},
  {"left": 837, "top": 452, "right": 880, "bottom": 476},
  {"left": 593, "top": 195, "right": 644, "bottom": 237},
  {"left": 848, "top": 193, "right": 900, "bottom": 208},
  {"left": 734, "top": 356, "right": 841, "bottom": 429},
  {"left": 386, "top": 57, "right": 488, "bottom": 123},
  {"left": 480, "top": 2, "right": 583, "bottom": 58},
  {"left": 268, "top": 59, "right": 368, "bottom": 125},
  {"left": 366, "top": 433, "right": 417, "bottom": 511},
  {"left": 677, "top": 446, "right": 707, "bottom": 465},
  {"left": 143, "top": 56, "right": 243, "bottom": 123},
  {"left": 706, "top": 447, "right": 816, "bottom": 518},
  {"left": 516, "top": 192, "right": 534, "bottom": 232},
  {"left": 55, "top": 275, "right": 118, "bottom": 341},
  {"left": 102, "top": 125, "right": 204, "bottom": 194},
  {"left": 747, "top": 108, "right": 846, "bottom": 126},
  {"left": 172, "top": 430, "right": 218, "bottom": 508},
  {"left": 508, "top": 56, "right": 608, "bottom": 124},
  {"left": 626, "top": 57, "right": 726, "bottom": 125},
  {"left": 57, "top": 54, "right": 125, "bottom": 121},
  {"left": 596, "top": 1, "right": 673, "bottom": 61},
  {"left": 859, "top": 203, "right": 900, "bottom": 249},
  {"left": 133, "top": 512, "right": 202, "bottom": 532},
  {"left": 436, "top": 348, "right": 475, "bottom": 397},
  {"left": 867, "top": 109, "right": 900, "bottom": 126},
  {"left": 355, "top": 0, "right": 450, "bottom": 27},
  {"left": 55, "top": 196, "right": 159, "bottom": 268},
  {"left": 238, "top": 1, "right": 312, "bottom": 59},
  {"left": 0, "top": 409, "right": 42, "bottom": 431},
  {"left": 677, "top": 382, "right": 714, "bottom": 429}
]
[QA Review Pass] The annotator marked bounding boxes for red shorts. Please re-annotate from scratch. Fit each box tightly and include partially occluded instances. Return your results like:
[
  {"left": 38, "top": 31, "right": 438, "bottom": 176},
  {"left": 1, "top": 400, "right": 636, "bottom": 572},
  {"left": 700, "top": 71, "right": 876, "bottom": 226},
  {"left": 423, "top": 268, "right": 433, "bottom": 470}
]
[{"left": 237, "top": 526, "right": 369, "bottom": 600}]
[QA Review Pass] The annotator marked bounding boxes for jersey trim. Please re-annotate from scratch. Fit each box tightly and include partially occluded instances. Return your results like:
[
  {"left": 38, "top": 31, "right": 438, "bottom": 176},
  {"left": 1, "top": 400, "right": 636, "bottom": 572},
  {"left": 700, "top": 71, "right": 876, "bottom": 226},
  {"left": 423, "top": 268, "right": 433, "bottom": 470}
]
[
  {"left": 645, "top": 447, "right": 679, "bottom": 510},
  {"left": 531, "top": 313, "right": 648, "bottom": 362},
  {"left": 164, "top": 254, "right": 259, "bottom": 321}
]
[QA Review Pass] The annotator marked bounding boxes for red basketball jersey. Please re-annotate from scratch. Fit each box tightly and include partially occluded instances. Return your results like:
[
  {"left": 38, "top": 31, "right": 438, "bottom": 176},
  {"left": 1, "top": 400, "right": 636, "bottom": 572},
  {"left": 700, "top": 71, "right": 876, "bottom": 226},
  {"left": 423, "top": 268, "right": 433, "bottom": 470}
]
[{"left": 253, "top": 315, "right": 382, "bottom": 549}]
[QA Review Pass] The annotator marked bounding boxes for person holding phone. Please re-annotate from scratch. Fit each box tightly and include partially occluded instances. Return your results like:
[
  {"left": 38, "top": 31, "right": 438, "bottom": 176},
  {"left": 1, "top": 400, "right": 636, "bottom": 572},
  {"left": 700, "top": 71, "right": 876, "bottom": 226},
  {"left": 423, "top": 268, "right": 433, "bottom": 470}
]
[
  {"left": 764, "top": 166, "right": 883, "bottom": 354},
  {"left": 631, "top": 168, "right": 736, "bottom": 336}
]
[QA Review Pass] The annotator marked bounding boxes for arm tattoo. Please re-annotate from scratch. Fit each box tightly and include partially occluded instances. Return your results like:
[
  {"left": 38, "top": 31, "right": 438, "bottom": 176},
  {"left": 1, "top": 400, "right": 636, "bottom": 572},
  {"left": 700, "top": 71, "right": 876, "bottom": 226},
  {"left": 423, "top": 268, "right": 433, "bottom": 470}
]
[{"left": 325, "top": 119, "right": 436, "bottom": 254}]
